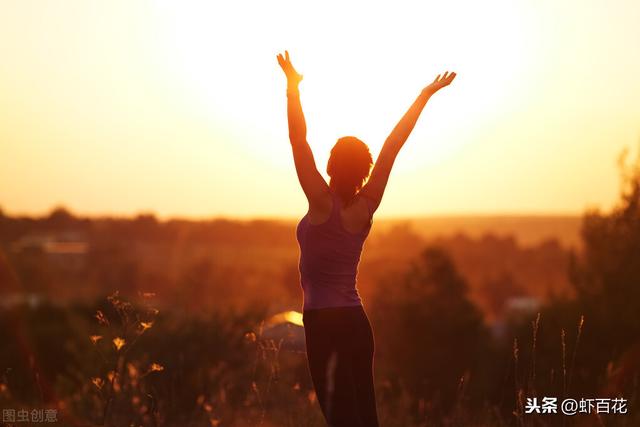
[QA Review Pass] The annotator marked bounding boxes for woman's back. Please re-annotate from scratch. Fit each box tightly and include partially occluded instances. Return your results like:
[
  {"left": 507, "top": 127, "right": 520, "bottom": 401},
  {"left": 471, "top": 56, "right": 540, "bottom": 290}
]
[{"left": 296, "top": 189, "right": 375, "bottom": 311}]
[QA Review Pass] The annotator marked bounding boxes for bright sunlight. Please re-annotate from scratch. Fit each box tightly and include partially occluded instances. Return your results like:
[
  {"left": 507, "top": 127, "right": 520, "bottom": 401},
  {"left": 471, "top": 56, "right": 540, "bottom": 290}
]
[
  {"left": 1, "top": 0, "right": 638, "bottom": 217},
  {"left": 153, "top": 0, "right": 537, "bottom": 171}
]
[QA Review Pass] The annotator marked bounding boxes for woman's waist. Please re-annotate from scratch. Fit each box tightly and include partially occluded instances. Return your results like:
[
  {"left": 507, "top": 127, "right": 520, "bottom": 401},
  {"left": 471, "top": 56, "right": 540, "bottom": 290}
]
[
  {"left": 302, "top": 304, "right": 371, "bottom": 330},
  {"left": 303, "top": 304, "right": 364, "bottom": 317},
  {"left": 301, "top": 279, "right": 361, "bottom": 309}
]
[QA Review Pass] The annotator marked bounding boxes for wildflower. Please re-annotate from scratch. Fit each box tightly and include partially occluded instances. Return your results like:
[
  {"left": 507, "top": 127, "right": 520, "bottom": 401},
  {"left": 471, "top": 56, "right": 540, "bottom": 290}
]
[
  {"left": 89, "top": 335, "right": 102, "bottom": 344},
  {"left": 149, "top": 363, "right": 164, "bottom": 372},
  {"left": 113, "top": 337, "right": 126, "bottom": 351},
  {"left": 140, "top": 321, "right": 153, "bottom": 332},
  {"left": 244, "top": 332, "right": 257, "bottom": 343},
  {"left": 95, "top": 310, "right": 109, "bottom": 326},
  {"left": 91, "top": 378, "right": 104, "bottom": 389}
]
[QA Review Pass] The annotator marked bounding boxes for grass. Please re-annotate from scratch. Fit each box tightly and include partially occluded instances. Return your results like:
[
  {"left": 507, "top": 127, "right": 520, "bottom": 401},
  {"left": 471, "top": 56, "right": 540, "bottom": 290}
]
[{"left": 0, "top": 295, "right": 637, "bottom": 426}]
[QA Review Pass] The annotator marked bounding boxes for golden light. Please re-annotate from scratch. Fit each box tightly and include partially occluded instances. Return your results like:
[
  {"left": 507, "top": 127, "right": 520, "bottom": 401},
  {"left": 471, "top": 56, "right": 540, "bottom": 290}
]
[
  {"left": 283, "top": 310, "right": 304, "bottom": 327},
  {"left": 267, "top": 310, "right": 304, "bottom": 327},
  {"left": 153, "top": 0, "right": 538, "bottom": 173},
  {"left": 2, "top": 1, "right": 637, "bottom": 216}
]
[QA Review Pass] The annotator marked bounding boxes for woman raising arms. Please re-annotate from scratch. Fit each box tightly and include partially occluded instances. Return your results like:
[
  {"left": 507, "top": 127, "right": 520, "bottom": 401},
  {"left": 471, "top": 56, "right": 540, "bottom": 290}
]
[{"left": 277, "top": 50, "right": 456, "bottom": 426}]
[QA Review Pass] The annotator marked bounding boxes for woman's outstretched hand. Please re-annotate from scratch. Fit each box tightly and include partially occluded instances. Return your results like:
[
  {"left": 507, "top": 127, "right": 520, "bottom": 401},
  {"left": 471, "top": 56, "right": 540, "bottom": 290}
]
[
  {"left": 277, "top": 50, "right": 303, "bottom": 89},
  {"left": 422, "top": 71, "right": 457, "bottom": 96}
]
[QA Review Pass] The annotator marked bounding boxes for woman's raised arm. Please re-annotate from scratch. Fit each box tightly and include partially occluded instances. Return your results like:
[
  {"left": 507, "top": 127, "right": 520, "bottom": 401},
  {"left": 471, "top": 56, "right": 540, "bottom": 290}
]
[
  {"left": 277, "top": 51, "right": 329, "bottom": 207},
  {"left": 359, "top": 71, "right": 457, "bottom": 211}
]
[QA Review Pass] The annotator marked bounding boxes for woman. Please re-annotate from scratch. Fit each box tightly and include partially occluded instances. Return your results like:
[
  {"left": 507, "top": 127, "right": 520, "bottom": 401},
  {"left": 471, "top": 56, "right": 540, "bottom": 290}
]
[{"left": 277, "top": 50, "right": 456, "bottom": 427}]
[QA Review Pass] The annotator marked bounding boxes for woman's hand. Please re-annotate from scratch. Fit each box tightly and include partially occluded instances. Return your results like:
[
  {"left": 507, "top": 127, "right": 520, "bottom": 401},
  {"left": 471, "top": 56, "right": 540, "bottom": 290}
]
[
  {"left": 277, "top": 50, "right": 303, "bottom": 89},
  {"left": 422, "top": 71, "right": 457, "bottom": 96}
]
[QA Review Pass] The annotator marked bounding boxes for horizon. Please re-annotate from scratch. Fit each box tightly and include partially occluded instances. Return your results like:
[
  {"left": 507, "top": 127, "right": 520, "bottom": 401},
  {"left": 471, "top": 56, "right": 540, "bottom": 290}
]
[
  {"left": 0, "top": 204, "right": 587, "bottom": 221},
  {"left": 2, "top": 205, "right": 584, "bottom": 248}
]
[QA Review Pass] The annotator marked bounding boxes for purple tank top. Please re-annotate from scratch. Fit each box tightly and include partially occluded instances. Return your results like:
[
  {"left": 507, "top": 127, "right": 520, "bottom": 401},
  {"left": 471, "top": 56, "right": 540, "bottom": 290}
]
[{"left": 296, "top": 189, "right": 375, "bottom": 311}]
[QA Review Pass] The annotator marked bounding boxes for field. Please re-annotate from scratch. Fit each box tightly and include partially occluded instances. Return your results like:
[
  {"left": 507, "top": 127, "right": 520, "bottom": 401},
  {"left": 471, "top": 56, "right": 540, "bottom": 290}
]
[{"left": 1, "top": 197, "right": 639, "bottom": 426}]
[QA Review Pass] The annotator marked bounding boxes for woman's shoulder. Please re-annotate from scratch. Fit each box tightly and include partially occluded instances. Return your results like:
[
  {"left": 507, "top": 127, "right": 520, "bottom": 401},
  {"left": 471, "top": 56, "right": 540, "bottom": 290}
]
[
  {"left": 339, "top": 194, "right": 374, "bottom": 234},
  {"left": 306, "top": 190, "right": 334, "bottom": 225},
  {"left": 353, "top": 191, "right": 377, "bottom": 220}
]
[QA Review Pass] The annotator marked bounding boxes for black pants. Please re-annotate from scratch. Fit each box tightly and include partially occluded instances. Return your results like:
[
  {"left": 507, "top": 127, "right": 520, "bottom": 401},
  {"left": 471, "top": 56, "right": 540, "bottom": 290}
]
[{"left": 303, "top": 305, "right": 379, "bottom": 427}]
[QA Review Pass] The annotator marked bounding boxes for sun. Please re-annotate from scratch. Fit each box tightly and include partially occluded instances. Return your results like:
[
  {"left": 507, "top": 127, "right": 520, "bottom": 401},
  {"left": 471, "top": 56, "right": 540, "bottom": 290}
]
[{"left": 152, "top": 0, "right": 535, "bottom": 173}]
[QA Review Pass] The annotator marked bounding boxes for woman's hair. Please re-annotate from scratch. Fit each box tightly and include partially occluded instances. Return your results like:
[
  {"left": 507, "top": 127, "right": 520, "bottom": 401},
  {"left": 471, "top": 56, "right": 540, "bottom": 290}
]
[{"left": 327, "top": 136, "right": 373, "bottom": 206}]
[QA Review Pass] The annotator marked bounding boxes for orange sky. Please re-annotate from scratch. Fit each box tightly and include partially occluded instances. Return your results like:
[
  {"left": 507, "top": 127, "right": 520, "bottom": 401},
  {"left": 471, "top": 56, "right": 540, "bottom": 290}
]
[{"left": 1, "top": 0, "right": 639, "bottom": 219}]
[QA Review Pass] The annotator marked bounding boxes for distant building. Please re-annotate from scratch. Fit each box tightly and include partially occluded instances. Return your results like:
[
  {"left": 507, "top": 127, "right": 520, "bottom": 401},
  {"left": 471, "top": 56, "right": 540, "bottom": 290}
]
[
  {"left": 10, "top": 231, "right": 88, "bottom": 270},
  {"left": 490, "top": 296, "right": 541, "bottom": 341},
  {"left": 0, "top": 292, "right": 44, "bottom": 310},
  {"left": 504, "top": 296, "right": 541, "bottom": 318}
]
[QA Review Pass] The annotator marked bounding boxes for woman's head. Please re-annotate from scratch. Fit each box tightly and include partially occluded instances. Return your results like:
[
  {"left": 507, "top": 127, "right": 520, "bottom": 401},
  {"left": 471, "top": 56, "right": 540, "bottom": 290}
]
[{"left": 327, "top": 136, "right": 373, "bottom": 206}]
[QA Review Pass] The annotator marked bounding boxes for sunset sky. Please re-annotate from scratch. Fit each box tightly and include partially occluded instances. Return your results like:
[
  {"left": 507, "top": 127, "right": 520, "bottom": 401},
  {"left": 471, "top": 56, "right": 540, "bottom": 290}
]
[{"left": 1, "top": 0, "right": 639, "bottom": 218}]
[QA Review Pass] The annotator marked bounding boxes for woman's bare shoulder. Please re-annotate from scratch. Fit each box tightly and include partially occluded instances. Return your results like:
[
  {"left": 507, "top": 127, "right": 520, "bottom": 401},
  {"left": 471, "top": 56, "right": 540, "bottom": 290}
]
[
  {"left": 339, "top": 195, "right": 372, "bottom": 232},
  {"left": 307, "top": 190, "right": 333, "bottom": 224}
]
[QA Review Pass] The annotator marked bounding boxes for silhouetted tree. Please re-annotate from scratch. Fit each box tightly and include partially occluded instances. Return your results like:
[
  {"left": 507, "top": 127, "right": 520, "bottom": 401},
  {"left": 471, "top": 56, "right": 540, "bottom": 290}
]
[
  {"left": 479, "top": 272, "right": 527, "bottom": 322},
  {"left": 569, "top": 147, "right": 640, "bottom": 363},
  {"left": 372, "top": 246, "right": 488, "bottom": 415},
  {"left": 46, "top": 206, "right": 76, "bottom": 228}
]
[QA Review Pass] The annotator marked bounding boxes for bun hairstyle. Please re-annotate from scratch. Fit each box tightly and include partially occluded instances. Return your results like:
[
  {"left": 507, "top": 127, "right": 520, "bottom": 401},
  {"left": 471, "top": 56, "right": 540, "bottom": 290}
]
[{"left": 327, "top": 136, "right": 373, "bottom": 206}]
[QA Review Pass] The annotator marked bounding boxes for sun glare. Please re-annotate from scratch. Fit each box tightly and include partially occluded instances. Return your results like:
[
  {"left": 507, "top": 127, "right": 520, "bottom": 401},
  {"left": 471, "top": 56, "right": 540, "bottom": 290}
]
[{"left": 153, "top": 0, "right": 535, "bottom": 173}]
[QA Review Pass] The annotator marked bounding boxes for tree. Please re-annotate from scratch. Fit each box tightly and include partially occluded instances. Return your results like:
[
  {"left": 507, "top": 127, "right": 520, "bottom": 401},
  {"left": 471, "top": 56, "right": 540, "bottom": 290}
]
[
  {"left": 46, "top": 206, "right": 76, "bottom": 228},
  {"left": 371, "top": 246, "right": 488, "bottom": 413},
  {"left": 571, "top": 147, "right": 640, "bottom": 344},
  {"left": 561, "top": 147, "right": 640, "bottom": 399}
]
